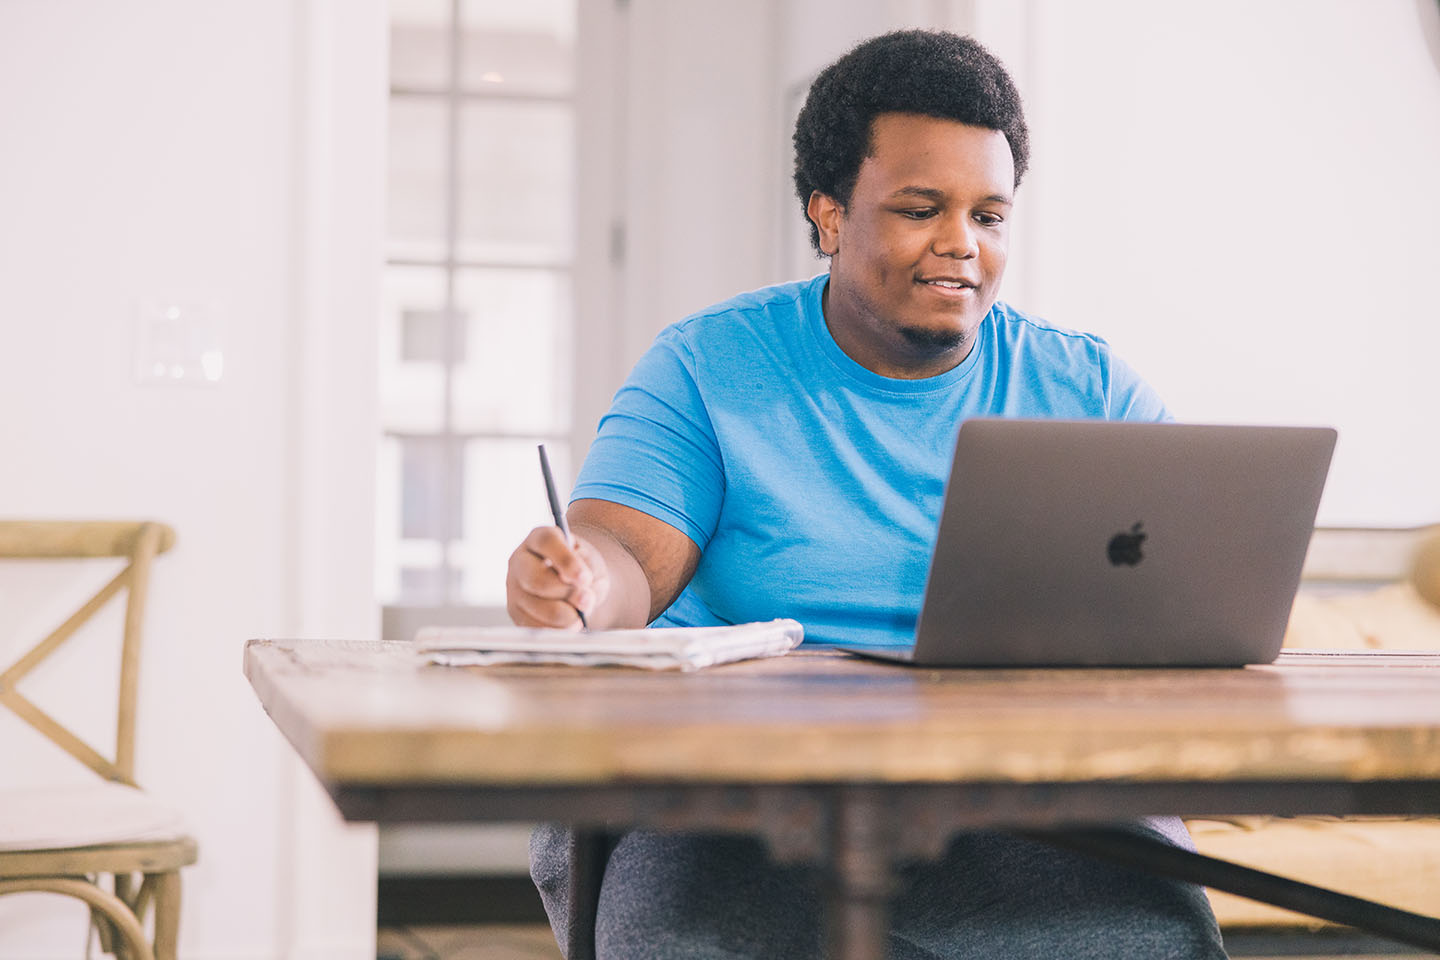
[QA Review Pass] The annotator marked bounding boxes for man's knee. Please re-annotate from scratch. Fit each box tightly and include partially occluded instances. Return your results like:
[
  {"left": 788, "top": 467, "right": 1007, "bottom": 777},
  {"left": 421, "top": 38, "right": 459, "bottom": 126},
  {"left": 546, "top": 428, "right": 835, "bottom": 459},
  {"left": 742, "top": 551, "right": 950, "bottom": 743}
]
[{"left": 595, "top": 831, "right": 821, "bottom": 960}]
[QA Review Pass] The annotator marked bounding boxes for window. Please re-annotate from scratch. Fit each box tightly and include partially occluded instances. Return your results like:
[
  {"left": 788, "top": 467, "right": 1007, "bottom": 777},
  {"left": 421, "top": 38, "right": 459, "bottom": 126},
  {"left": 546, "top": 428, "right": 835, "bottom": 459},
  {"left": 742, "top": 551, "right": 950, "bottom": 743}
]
[{"left": 380, "top": 0, "right": 580, "bottom": 608}]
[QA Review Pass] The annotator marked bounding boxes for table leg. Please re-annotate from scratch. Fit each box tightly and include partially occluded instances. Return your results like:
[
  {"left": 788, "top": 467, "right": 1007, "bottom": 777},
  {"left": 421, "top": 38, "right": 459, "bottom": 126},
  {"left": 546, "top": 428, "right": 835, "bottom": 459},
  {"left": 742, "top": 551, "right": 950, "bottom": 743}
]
[{"left": 824, "top": 787, "right": 897, "bottom": 960}]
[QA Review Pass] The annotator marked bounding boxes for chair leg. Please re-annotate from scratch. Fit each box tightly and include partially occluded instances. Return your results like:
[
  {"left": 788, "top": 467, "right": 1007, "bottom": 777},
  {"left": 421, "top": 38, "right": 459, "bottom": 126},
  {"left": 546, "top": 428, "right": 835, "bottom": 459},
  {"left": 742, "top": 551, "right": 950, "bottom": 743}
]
[
  {"left": 132, "top": 874, "right": 156, "bottom": 922},
  {"left": 91, "top": 904, "right": 120, "bottom": 956},
  {"left": 0, "top": 877, "right": 156, "bottom": 960},
  {"left": 112, "top": 874, "right": 137, "bottom": 960},
  {"left": 150, "top": 871, "right": 181, "bottom": 960}
]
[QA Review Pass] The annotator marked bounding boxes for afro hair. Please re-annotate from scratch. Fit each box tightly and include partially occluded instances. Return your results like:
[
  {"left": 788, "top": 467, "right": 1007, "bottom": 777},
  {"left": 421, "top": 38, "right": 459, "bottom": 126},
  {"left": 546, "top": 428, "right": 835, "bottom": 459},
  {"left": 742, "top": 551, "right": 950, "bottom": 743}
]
[{"left": 793, "top": 30, "right": 1029, "bottom": 255}]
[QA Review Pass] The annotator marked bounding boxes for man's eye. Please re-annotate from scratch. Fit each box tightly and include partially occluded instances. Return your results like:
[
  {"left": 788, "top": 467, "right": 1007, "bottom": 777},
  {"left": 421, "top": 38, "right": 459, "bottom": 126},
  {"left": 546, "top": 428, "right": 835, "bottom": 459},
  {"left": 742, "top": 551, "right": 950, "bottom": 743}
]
[
  {"left": 975, "top": 212, "right": 1004, "bottom": 226},
  {"left": 899, "top": 208, "right": 938, "bottom": 220}
]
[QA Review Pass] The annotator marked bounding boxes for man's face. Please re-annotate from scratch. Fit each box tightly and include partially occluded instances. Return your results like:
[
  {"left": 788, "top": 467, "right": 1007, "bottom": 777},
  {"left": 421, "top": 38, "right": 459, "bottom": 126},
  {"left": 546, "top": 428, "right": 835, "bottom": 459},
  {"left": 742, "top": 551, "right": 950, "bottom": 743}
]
[{"left": 809, "top": 113, "right": 1015, "bottom": 379}]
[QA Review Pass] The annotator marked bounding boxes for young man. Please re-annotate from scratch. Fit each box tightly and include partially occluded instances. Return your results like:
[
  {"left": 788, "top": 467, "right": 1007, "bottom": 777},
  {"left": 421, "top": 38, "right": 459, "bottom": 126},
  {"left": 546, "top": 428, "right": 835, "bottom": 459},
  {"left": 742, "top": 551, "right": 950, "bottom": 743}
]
[{"left": 508, "top": 29, "right": 1226, "bottom": 960}]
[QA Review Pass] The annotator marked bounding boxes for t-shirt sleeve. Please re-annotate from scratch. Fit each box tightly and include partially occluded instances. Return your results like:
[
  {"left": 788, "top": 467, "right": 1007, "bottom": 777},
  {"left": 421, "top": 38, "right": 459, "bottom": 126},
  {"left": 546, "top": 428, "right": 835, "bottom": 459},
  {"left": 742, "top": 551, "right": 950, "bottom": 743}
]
[
  {"left": 1105, "top": 350, "right": 1173, "bottom": 423},
  {"left": 571, "top": 327, "right": 725, "bottom": 550}
]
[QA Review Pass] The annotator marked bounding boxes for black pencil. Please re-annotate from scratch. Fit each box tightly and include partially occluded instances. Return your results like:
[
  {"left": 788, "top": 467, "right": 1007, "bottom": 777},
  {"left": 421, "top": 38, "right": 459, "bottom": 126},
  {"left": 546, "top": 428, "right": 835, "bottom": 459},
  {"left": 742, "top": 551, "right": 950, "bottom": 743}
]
[{"left": 537, "top": 443, "right": 588, "bottom": 630}]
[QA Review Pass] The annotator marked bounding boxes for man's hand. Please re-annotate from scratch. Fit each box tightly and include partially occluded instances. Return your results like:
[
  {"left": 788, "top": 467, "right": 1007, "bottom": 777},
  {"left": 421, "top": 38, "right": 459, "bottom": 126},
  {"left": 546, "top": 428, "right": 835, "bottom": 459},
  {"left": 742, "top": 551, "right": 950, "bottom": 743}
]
[
  {"left": 505, "top": 499, "right": 702, "bottom": 631},
  {"left": 506, "top": 526, "right": 609, "bottom": 630}
]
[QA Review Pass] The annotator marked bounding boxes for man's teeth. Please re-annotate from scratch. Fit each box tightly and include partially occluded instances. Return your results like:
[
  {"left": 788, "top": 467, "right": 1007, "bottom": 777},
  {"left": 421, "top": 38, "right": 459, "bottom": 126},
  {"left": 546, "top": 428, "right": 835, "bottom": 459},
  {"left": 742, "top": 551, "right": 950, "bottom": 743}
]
[{"left": 926, "top": 280, "right": 968, "bottom": 288}]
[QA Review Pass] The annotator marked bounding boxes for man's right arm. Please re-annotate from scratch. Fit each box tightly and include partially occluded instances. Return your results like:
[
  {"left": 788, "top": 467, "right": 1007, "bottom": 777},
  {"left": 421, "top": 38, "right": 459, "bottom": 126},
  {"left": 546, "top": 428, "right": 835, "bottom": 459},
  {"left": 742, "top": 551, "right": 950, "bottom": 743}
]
[{"left": 505, "top": 498, "right": 701, "bottom": 631}]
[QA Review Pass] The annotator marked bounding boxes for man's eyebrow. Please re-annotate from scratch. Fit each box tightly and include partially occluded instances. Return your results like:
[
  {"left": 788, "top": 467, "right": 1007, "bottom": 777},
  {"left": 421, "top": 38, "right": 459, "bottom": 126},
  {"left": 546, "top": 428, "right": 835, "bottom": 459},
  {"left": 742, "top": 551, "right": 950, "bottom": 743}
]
[
  {"left": 890, "top": 186, "right": 946, "bottom": 201},
  {"left": 889, "top": 185, "right": 1013, "bottom": 205}
]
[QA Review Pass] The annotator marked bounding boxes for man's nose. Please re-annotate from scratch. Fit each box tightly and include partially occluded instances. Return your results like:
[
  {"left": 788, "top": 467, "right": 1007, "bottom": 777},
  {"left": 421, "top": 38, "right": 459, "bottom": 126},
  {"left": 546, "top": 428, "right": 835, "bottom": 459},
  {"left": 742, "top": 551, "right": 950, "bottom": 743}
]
[{"left": 932, "top": 213, "right": 979, "bottom": 259}]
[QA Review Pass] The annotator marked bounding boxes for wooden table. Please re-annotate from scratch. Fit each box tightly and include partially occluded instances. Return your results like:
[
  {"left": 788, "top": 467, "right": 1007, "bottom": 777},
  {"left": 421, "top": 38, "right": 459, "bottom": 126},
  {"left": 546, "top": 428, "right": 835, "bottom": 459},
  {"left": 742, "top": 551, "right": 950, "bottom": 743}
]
[{"left": 244, "top": 640, "right": 1440, "bottom": 959}]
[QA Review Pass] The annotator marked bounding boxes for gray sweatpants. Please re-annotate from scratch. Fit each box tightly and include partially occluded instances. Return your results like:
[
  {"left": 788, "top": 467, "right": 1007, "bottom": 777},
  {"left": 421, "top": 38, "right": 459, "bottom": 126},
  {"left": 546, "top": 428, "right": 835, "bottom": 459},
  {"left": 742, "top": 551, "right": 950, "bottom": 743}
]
[{"left": 530, "top": 818, "right": 1227, "bottom": 960}]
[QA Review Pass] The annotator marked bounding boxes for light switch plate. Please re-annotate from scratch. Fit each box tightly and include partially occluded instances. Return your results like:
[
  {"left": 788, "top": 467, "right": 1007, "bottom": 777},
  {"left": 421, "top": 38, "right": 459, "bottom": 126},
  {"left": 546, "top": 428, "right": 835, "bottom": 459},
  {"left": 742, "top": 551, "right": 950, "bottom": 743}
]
[{"left": 134, "top": 298, "right": 224, "bottom": 385}]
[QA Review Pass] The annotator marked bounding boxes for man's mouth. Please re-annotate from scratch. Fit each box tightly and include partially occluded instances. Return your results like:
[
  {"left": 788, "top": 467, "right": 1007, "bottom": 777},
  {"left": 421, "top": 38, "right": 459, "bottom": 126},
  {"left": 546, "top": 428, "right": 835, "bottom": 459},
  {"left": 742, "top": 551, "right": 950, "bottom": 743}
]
[{"left": 917, "top": 277, "right": 977, "bottom": 293}]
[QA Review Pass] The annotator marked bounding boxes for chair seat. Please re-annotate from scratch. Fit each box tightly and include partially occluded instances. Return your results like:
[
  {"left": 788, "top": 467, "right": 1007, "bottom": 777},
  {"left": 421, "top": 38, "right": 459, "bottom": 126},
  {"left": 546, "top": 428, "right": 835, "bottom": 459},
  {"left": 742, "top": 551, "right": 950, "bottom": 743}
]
[{"left": 0, "top": 783, "right": 189, "bottom": 851}]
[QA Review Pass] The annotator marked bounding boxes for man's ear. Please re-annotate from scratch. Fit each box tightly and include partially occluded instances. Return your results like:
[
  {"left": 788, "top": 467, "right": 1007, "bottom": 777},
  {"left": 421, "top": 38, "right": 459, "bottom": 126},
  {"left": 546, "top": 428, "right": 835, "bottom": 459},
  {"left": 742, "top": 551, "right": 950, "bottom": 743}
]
[{"left": 807, "top": 191, "right": 843, "bottom": 256}]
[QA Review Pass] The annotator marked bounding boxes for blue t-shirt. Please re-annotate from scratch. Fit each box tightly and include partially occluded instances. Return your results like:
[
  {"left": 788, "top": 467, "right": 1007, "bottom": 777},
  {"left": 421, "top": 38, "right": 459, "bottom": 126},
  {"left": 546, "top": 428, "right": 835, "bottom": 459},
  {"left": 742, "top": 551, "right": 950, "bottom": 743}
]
[{"left": 573, "top": 273, "right": 1169, "bottom": 648}]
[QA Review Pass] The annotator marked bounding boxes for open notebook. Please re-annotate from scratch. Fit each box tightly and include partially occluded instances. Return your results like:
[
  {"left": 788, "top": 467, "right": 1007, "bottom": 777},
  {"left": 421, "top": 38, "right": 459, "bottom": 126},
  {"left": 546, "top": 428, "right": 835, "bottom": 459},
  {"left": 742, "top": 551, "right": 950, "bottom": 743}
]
[{"left": 415, "top": 618, "right": 804, "bottom": 672}]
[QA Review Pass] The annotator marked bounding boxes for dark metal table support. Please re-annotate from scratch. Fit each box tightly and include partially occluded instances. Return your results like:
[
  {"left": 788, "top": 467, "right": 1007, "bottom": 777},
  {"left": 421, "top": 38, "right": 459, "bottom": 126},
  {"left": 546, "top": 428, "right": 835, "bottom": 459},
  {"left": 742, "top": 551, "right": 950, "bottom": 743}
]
[
  {"left": 825, "top": 788, "right": 896, "bottom": 960},
  {"left": 1031, "top": 827, "right": 1440, "bottom": 953},
  {"left": 335, "top": 780, "right": 1440, "bottom": 960}
]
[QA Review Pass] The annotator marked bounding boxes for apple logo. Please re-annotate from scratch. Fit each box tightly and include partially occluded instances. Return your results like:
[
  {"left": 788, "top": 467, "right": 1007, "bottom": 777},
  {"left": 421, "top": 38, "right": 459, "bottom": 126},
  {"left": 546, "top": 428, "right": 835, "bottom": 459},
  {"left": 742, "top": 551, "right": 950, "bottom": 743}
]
[{"left": 1107, "top": 522, "right": 1147, "bottom": 567}]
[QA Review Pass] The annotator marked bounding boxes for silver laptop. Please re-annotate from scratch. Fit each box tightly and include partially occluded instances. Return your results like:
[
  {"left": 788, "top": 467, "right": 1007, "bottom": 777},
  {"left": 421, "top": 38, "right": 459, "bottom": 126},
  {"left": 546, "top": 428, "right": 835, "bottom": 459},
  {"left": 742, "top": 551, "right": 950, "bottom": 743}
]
[{"left": 852, "top": 419, "right": 1336, "bottom": 667}]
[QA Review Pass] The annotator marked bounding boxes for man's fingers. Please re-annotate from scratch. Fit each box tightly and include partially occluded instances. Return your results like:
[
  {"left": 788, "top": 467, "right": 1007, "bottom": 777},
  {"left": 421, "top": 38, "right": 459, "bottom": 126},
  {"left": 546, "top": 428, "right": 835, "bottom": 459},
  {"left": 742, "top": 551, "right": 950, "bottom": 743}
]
[
  {"left": 516, "top": 557, "right": 596, "bottom": 615},
  {"left": 569, "top": 537, "right": 610, "bottom": 601},
  {"left": 507, "top": 525, "right": 605, "bottom": 629},
  {"left": 523, "top": 526, "right": 594, "bottom": 589},
  {"left": 511, "top": 546, "right": 585, "bottom": 601},
  {"left": 508, "top": 588, "right": 587, "bottom": 631}
]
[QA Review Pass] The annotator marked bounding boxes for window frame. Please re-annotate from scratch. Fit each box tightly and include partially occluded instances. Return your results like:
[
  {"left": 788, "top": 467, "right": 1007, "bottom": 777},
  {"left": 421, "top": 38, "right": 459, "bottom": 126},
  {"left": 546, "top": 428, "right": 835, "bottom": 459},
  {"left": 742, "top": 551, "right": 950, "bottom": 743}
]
[{"left": 380, "top": 0, "right": 622, "bottom": 626}]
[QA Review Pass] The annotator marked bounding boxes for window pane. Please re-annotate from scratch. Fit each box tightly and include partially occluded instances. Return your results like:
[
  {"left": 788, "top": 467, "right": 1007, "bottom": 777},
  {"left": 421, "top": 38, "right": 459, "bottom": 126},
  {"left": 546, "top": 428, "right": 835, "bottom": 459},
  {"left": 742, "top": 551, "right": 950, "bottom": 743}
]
[
  {"left": 378, "top": 437, "right": 452, "bottom": 605},
  {"left": 461, "top": 0, "right": 576, "bottom": 97},
  {"left": 400, "top": 435, "right": 464, "bottom": 541},
  {"left": 458, "top": 101, "right": 575, "bottom": 264},
  {"left": 456, "top": 437, "right": 574, "bottom": 605},
  {"left": 451, "top": 269, "right": 572, "bottom": 434},
  {"left": 381, "top": 267, "right": 447, "bottom": 432},
  {"left": 401, "top": 306, "right": 467, "bottom": 365},
  {"left": 390, "top": 0, "right": 451, "bottom": 91},
  {"left": 387, "top": 98, "right": 448, "bottom": 262},
  {"left": 399, "top": 566, "right": 463, "bottom": 606}
]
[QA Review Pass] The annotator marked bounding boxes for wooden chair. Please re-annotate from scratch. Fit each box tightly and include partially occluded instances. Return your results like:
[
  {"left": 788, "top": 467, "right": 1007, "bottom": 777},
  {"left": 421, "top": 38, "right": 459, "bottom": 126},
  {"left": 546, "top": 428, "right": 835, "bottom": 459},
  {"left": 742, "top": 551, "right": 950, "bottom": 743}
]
[{"left": 0, "top": 521, "right": 196, "bottom": 960}]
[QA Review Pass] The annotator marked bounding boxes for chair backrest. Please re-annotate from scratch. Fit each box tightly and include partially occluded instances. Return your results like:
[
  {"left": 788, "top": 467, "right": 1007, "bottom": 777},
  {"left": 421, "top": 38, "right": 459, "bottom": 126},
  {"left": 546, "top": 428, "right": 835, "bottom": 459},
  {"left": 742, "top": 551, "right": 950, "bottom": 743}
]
[
  {"left": 1300, "top": 525, "right": 1438, "bottom": 594},
  {"left": 0, "top": 521, "right": 175, "bottom": 787},
  {"left": 1415, "top": 527, "right": 1440, "bottom": 612}
]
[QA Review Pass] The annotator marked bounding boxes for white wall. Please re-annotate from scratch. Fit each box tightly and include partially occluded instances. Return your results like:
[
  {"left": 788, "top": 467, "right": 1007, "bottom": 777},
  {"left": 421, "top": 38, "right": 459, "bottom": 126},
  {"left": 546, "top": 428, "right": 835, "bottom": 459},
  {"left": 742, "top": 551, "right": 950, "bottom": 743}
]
[
  {"left": 611, "top": 0, "right": 785, "bottom": 368},
  {"left": 0, "top": 1, "right": 382, "bottom": 958},
  {"left": 1012, "top": 0, "right": 1440, "bottom": 526}
]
